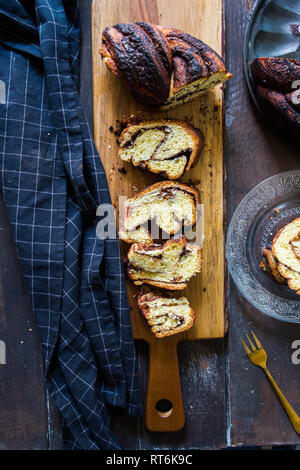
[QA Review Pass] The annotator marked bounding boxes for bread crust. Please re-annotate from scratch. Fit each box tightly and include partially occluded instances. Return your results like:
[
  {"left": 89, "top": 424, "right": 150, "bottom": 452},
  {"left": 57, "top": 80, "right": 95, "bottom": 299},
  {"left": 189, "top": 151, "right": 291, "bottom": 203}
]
[
  {"left": 262, "top": 247, "right": 286, "bottom": 284},
  {"left": 251, "top": 57, "right": 300, "bottom": 138},
  {"left": 125, "top": 180, "right": 200, "bottom": 205},
  {"left": 251, "top": 57, "right": 300, "bottom": 92},
  {"left": 131, "top": 279, "right": 188, "bottom": 290},
  {"left": 256, "top": 86, "right": 300, "bottom": 132},
  {"left": 157, "top": 26, "right": 232, "bottom": 93},
  {"left": 100, "top": 22, "right": 172, "bottom": 107},
  {"left": 118, "top": 118, "right": 204, "bottom": 178}
]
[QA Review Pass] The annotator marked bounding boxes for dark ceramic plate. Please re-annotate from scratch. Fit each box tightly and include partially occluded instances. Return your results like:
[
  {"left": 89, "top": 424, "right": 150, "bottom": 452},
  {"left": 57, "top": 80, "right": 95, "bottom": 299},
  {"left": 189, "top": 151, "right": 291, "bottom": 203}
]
[{"left": 244, "top": 0, "right": 300, "bottom": 113}]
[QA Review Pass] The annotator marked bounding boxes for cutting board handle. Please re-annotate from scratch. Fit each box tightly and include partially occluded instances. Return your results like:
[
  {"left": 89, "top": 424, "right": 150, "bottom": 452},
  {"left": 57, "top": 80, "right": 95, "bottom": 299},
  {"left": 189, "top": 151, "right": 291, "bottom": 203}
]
[{"left": 146, "top": 339, "right": 185, "bottom": 432}]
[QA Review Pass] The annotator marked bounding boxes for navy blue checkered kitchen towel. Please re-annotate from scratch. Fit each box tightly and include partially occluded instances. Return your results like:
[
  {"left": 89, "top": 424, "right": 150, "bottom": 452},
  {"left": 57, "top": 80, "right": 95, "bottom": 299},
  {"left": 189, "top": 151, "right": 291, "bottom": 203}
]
[{"left": 0, "top": 0, "right": 141, "bottom": 449}]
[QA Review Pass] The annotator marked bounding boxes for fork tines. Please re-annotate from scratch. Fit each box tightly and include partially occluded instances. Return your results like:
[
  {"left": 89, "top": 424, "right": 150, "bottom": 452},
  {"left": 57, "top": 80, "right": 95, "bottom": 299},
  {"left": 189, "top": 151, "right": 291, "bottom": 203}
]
[{"left": 241, "top": 330, "right": 262, "bottom": 355}]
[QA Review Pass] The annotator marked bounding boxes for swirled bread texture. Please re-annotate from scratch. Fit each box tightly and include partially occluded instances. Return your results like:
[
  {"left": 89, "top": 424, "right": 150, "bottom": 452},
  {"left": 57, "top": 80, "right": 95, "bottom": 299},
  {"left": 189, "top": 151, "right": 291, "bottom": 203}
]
[
  {"left": 261, "top": 218, "right": 300, "bottom": 295},
  {"left": 119, "top": 119, "right": 203, "bottom": 179},
  {"left": 137, "top": 288, "right": 194, "bottom": 338},
  {"left": 100, "top": 22, "right": 232, "bottom": 109},
  {"left": 119, "top": 181, "right": 200, "bottom": 244},
  {"left": 127, "top": 236, "right": 202, "bottom": 290}
]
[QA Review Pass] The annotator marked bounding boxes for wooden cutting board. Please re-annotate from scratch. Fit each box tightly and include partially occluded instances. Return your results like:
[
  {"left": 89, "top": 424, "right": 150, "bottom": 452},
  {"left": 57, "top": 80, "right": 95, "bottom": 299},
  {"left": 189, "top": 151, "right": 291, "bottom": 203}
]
[{"left": 92, "top": 0, "right": 225, "bottom": 432}]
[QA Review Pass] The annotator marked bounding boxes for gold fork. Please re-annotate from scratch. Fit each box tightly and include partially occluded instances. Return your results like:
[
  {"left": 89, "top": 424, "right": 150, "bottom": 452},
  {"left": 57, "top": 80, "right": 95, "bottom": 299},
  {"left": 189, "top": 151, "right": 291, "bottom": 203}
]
[{"left": 241, "top": 331, "right": 300, "bottom": 434}]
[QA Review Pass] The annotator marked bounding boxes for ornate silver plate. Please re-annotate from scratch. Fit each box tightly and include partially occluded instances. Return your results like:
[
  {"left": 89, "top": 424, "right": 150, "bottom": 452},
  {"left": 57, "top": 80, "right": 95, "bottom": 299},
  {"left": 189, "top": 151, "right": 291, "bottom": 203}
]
[{"left": 226, "top": 170, "right": 300, "bottom": 323}]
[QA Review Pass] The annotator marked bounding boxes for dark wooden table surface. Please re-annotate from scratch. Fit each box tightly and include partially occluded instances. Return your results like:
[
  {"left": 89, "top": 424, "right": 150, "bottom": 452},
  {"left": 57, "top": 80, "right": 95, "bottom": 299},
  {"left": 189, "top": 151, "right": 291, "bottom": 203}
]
[{"left": 0, "top": 0, "right": 299, "bottom": 450}]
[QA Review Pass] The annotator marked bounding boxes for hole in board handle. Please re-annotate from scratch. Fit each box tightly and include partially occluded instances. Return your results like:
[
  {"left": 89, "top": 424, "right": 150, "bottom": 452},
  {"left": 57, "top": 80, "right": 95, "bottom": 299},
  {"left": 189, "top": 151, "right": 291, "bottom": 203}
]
[{"left": 155, "top": 399, "right": 173, "bottom": 418}]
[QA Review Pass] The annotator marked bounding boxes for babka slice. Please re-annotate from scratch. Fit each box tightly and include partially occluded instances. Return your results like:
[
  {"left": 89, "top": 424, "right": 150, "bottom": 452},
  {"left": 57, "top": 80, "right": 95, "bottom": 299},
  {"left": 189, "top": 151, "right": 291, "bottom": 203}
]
[
  {"left": 119, "top": 119, "right": 203, "bottom": 179},
  {"left": 127, "top": 236, "right": 201, "bottom": 290},
  {"left": 137, "top": 288, "right": 195, "bottom": 338},
  {"left": 272, "top": 218, "right": 300, "bottom": 274},
  {"left": 260, "top": 218, "right": 300, "bottom": 295},
  {"left": 119, "top": 181, "right": 200, "bottom": 244},
  {"left": 157, "top": 26, "right": 232, "bottom": 109}
]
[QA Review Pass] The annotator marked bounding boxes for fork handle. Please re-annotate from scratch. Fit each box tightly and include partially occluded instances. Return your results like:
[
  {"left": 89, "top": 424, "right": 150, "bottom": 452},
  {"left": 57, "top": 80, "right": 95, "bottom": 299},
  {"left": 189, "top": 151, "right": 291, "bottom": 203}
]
[{"left": 263, "top": 367, "right": 300, "bottom": 433}]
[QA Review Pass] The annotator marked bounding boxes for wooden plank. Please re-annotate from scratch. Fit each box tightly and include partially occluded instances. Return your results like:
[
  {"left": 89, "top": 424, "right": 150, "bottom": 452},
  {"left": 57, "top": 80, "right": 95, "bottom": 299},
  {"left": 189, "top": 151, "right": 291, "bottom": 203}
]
[
  {"left": 0, "top": 194, "right": 49, "bottom": 450},
  {"left": 225, "top": 0, "right": 300, "bottom": 447},
  {"left": 137, "top": 339, "right": 227, "bottom": 449},
  {"left": 91, "top": 0, "right": 225, "bottom": 341},
  {"left": 92, "top": 0, "right": 226, "bottom": 433},
  {"left": 50, "top": 0, "right": 227, "bottom": 449}
]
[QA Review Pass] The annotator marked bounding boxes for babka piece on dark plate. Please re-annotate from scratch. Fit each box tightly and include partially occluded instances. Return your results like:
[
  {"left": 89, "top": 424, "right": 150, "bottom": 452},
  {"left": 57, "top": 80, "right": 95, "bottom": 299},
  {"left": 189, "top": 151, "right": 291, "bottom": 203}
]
[
  {"left": 100, "top": 22, "right": 232, "bottom": 109},
  {"left": 118, "top": 119, "right": 203, "bottom": 179},
  {"left": 137, "top": 287, "right": 195, "bottom": 338},
  {"left": 250, "top": 57, "right": 300, "bottom": 138},
  {"left": 127, "top": 236, "right": 202, "bottom": 290},
  {"left": 119, "top": 181, "right": 200, "bottom": 244}
]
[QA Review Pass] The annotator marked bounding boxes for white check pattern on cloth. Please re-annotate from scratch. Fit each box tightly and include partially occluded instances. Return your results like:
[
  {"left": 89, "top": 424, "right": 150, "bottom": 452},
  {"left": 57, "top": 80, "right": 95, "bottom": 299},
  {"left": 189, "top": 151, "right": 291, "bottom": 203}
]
[{"left": 0, "top": 0, "right": 141, "bottom": 450}]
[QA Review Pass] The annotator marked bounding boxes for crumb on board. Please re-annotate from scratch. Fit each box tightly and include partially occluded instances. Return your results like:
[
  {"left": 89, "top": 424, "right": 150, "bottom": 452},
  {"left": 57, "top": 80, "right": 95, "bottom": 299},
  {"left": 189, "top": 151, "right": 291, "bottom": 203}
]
[{"left": 118, "top": 166, "right": 127, "bottom": 175}]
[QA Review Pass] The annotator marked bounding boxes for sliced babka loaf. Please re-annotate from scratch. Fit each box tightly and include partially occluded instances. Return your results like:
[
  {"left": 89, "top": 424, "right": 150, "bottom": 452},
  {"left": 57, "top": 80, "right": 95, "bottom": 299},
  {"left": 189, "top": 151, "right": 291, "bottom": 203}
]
[
  {"left": 119, "top": 181, "right": 200, "bottom": 243},
  {"left": 118, "top": 119, "right": 203, "bottom": 179},
  {"left": 137, "top": 288, "right": 195, "bottom": 338},
  {"left": 100, "top": 22, "right": 232, "bottom": 109},
  {"left": 127, "top": 236, "right": 201, "bottom": 290}
]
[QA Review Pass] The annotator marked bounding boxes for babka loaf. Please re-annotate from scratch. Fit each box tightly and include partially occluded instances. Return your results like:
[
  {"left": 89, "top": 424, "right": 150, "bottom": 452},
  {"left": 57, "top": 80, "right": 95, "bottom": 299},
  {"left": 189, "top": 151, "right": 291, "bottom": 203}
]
[
  {"left": 127, "top": 236, "right": 201, "bottom": 290},
  {"left": 137, "top": 288, "right": 195, "bottom": 338},
  {"left": 261, "top": 218, "right": 300, "bottom": 295},
  {"left": 100, "top": 22, "right": 232, "bottom": 109},
  {"left": 119, "top": 181, "right": 200, "bottom": 243},
  {"left": 118, "top": 119, "right": 203, "bottom": 179},
  {"left": 251, "top": 57, "right": 300, "bottom": 137}
]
